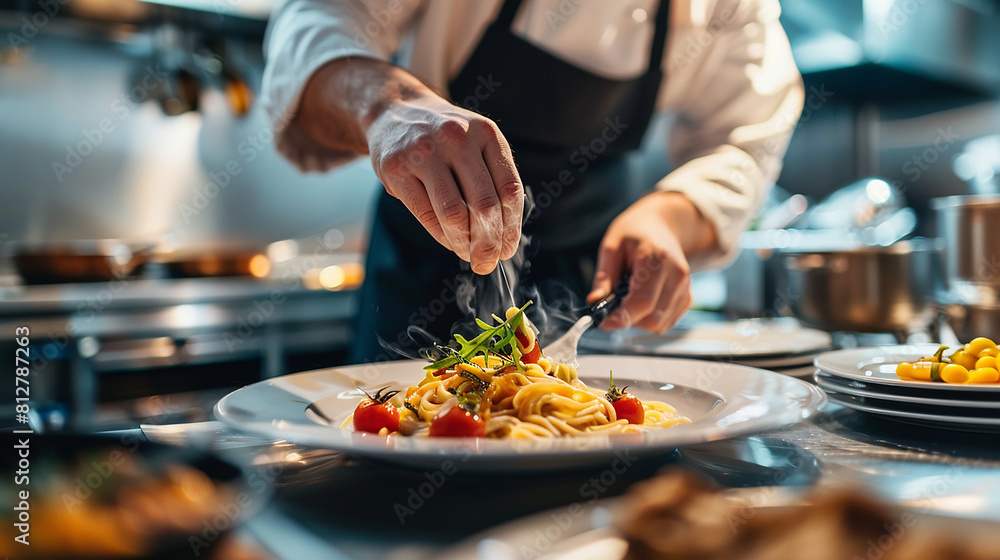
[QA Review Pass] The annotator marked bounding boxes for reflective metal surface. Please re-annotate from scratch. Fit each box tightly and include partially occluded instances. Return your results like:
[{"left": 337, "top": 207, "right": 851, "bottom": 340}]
[
  {"left": 934, "top": 195, "right": 1000, "bottom": 304},
  {"left": 777, "top": 240, "right": 941, "bottom": 336}
]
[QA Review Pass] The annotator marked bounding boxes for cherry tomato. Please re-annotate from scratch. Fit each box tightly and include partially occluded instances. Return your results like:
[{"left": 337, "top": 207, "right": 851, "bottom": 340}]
[
  {"left": 429, "top": 406, "right": 485, "bottom": 438},
  {"left": 515, "top": 329, "right": 530, "bottom": 348},
  {"left": 612, "top": 394, "right": 645, "bottom": 424},
  {"left": 522, "top": 341, "right": 542, "bottom": 364},
  {"left": 353, "top": 387, "right": 401, "bottom": 433}
]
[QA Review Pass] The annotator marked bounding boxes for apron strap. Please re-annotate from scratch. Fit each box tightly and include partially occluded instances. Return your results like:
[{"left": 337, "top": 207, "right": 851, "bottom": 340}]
[
  {"left": 648, "top": 0, "right": 671, "bottom": 74},
  {"left": 495, "top": 0, "right": 671, "bottom": 74},
  {"left": 495, "top": 0, "right": 525, "bottom": 29}
]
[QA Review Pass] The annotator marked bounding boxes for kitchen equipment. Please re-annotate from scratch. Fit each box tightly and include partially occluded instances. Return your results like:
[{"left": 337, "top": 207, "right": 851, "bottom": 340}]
[
  {"left": 801, "top": 178, "right": 904, "bottom": 231},
  {"left": 215, "top": 355, "right": 826, "bottom": 472},
  {"left": 932, "top": 195, "right": 1000, "bottom": 304},
  {"left": 544, "top": 278, "right": 628, "bottom": 365},
  {"left": 579, "top": 317, "right": 831, "bottom": 377},
  {"left": 775, "top": 239, "right": 941, "bottom": 338},
  {"left": 940, "top": 301, "right": 1000, "bottom": 343},
  {"left": 814, "top": 344, "right": 1000, "bottom": 432},
  {"left": 153, "top": 249, "right": 271, "bottom": 278},
  {"left": 12, "top": 239, "right": 153, "bottom": 284}
]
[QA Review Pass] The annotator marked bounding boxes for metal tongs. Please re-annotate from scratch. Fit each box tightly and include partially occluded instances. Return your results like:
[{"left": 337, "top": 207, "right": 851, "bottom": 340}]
[{"left": 543, "top": 277, "right": 630, "bottom": 365}]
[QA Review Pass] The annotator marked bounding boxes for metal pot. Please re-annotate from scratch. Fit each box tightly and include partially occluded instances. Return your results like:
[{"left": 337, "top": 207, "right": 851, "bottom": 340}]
[
  {"left": 941, "top": 302, "right": 1000, "bottom": 343},
  {"left": 775, "top": 240, "right": 942, "bottom": 336},
  {"left": 932, "top": 195, "right": 1000, "bottom": 304}
]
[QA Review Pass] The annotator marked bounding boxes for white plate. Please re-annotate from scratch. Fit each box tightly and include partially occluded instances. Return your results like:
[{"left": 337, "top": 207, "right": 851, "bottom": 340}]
[
  {"left": 579, "top": 318, "right": 832, "bottom": 359},
  {"left": 815, "top": 344, "right": 1000, "bottom": 392},
  {"left": 815, "top": 374, "right": 1000, "bottom": 409},
  {"left": 215, "top": 356, "right": 826, "bottom": 472},
  {"left": 823, "top": 389, "right": 1000, "bottom": 430}
]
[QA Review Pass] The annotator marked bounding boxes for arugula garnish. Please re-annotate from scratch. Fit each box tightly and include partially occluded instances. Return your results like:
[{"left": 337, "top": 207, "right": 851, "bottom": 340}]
[{"left": 424, "top": 301, "right": 533, "bottom": 373}]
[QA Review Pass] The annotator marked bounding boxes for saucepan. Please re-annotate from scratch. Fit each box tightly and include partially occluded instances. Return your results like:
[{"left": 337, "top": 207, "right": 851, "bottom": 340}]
[
  {"left": 774, "top": 239, "right": 942, "bottom": 337},
  {"left": 933, "top": 194, "right": 1000, "bottom": 304}
]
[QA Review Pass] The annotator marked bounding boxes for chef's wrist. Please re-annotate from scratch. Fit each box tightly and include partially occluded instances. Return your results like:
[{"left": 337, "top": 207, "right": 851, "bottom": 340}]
[
  {"left": 296, "top": 57, "right": 438, "bottom": 152},
  {"left": 642, "top": 191, "right": 719, "bottom": 258}
]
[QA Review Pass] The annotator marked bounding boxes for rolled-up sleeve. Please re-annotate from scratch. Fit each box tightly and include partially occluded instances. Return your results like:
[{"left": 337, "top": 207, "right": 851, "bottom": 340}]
[
  {"left": 658, "top": 0, "right": 803, "bottom": 269},
  {"left": 260, "top": 0, "right": 424, "bottom": 171}
]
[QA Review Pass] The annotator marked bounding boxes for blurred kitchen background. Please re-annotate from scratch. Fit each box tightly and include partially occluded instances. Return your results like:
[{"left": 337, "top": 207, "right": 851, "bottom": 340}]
[{"left": 3, "top": 0, "right": 1000, "bottom": 430}]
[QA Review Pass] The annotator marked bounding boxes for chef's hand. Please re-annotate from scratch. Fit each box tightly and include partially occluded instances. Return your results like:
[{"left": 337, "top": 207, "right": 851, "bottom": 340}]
[
  {"left": 587, "top": 192, "right": 718, "bottom": 334},
  {"left": 367, "top": 95, "right": 523, "bottom": 274},
  {"left": 295, "top": 58, "right": 523, "bottom": 275}
]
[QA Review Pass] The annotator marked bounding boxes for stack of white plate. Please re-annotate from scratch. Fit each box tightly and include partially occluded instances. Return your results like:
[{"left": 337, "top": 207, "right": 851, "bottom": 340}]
[
  {"left": 815, "top": 344, "right": 1000, "bottom": 433},
  {"left": 579, "top": 317, "right": 832, "bottom": 378}
]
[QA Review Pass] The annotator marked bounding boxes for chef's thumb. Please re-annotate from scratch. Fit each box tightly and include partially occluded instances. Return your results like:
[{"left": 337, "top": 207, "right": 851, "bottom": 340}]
[{"left": 588, "top": 245, "right": 625, "bottom": 304}]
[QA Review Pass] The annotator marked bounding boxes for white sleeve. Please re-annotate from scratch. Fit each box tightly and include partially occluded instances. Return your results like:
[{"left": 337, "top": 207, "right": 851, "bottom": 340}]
[
  {"left": 260, "top": 0, "right": 425, "bottom": 172},
  {"left": 658, "top": 0, "right": 803, "bottom": 269}
]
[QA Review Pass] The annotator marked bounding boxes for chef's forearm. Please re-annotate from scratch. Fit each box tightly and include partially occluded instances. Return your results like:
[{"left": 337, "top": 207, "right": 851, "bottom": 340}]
[{"left": 295, "top": 57, "right": 438, "bottom": 154}]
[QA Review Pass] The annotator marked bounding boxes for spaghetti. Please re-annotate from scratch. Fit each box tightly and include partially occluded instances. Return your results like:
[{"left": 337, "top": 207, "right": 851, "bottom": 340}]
[{"left": 343, "top": 303, "right": 690, "bottom": 439}]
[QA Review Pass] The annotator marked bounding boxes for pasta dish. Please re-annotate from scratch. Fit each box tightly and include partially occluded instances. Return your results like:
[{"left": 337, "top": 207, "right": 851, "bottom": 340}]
[{"left": 343, "top": 303, "right": 690, "bottom": 439}]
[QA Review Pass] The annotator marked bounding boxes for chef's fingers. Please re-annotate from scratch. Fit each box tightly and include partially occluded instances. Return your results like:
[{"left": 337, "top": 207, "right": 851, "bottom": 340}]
[
  {"left": 635, "top": 267, "right": 691, "bottom": 334},
  {"left": 589, "top": 240, "right": 627, "bottom": 309},
  {"left": 448, "top": 146, "right": 504, "bottom": 275},
  {"left": 477, "top": 122, "right": 523, "bottom": 261},
  {"left": 383, "top": 176, "right": 453, "bottom": 252},
  {"left": 605, "top": 249, "right": 669, "bottom": 331},
  {"left": 414, "top": 161, "right": 471, "bottom": 262}
]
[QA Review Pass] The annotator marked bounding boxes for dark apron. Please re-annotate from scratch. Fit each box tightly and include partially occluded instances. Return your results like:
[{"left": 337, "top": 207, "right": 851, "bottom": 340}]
[{"left": 350, "top": 0, "right": 670, "bottom": 364}]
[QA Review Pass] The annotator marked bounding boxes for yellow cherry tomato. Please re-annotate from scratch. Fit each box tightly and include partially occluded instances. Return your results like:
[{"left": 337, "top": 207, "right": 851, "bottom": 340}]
[
  {"left": 979, "top": 347, "right": 1000, "bottom": 358},
  {"left": 940, "top": 364, "right": 970, "bottom": 384},
  {"left": 949, "top": 350, "right": 978, "bottom": 370},
  {"left": 976, "top": 356, "right": 998, "bottom": 370},
  {"left": 969, "top": 367, "right": 1000, "bottom": 384},
  {"left": 967, "top": 337, "right": 997, "bottom": 357}
]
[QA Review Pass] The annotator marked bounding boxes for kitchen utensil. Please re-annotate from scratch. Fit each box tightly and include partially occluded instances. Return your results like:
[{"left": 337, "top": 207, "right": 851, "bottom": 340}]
[
  {"left": 932, "top": 194, "right": 1000, "bottom": 304},
  {"left": 151, "top": 249, "right": 270, "bottom": 278},
  {"left": 775, "top": 239, "right": 941, "bottom": 337},
  {"left": 940, "top": 301, "right": 1000, "bottom": 343},
  {"left": 12, "top": 239, "right": 153, "bottom": 284},
  {"left": 215, "top": 355, "right": 826, "bottom": 472},
  {"left": 543, "top": 278, "right": 628, "bottom": 364}
]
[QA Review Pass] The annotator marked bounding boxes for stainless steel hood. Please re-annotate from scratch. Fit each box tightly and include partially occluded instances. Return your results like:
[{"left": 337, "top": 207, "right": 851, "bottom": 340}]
[{"left": 781, "top": 0, "right": 1000, "bottom": 97}]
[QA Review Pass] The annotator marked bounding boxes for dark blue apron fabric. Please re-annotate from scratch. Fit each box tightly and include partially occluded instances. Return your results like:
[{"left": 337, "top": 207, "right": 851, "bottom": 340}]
[{"left": 350, "top": 0, "right": 670, "bottom": 364}]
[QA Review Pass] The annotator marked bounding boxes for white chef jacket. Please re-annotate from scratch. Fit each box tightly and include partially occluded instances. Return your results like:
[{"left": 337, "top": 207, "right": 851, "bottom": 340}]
[{"left": 261, "top": 0, "right": 804, "bottom": 268}]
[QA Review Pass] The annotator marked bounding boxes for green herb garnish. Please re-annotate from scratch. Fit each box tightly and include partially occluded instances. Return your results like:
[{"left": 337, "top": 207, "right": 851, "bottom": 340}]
[{"left": 424, "top": 301, "right": 533, "bottom": 373}]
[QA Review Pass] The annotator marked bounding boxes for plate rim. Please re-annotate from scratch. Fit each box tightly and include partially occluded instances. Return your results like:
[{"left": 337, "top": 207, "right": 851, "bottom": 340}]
[
  {"left": 815, "top": 374, "right": 1000, "bottom": 409},
  {"left": 823, "top": 388, "right": 1000, "bottom": 426},
  {"left": 214, "top": 355, "right": 826, "bottom": 469},
  {"left": 814, "top": 344, "right": 1000, "bottom": 392}
]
